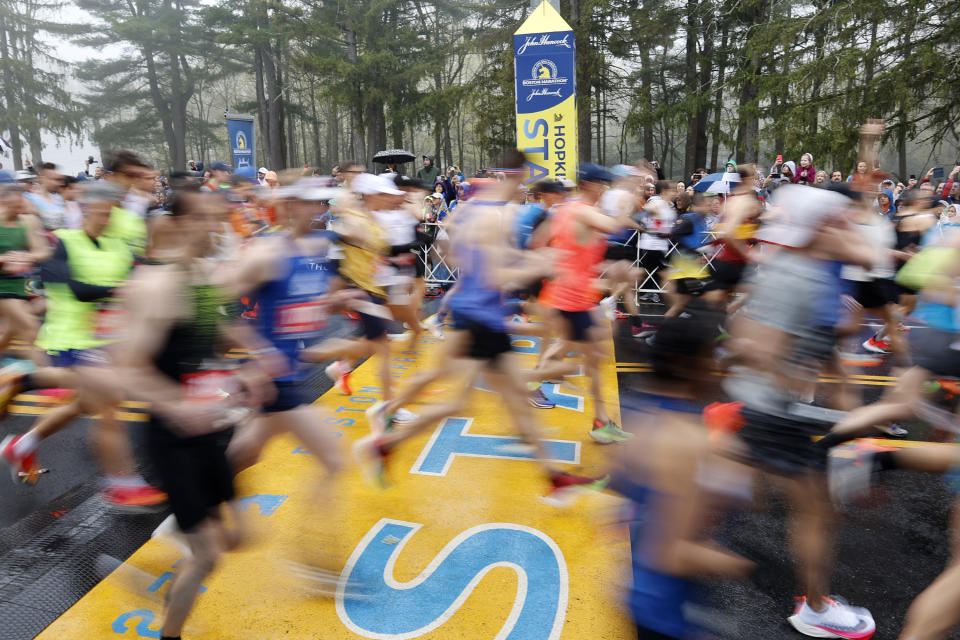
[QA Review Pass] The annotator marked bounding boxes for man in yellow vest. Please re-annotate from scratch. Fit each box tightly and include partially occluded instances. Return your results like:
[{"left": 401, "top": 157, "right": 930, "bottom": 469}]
[
  {"left": 0, "top": 181, "right": 166, "bottom": 509},
  {"left": 103, "top": 150, "right": 150, "bottom": 258}
]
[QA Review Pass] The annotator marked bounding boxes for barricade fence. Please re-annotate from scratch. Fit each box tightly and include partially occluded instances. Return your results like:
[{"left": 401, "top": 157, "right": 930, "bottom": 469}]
[{"left": 416, "top": 223, "right": 722, "bottom": 300}]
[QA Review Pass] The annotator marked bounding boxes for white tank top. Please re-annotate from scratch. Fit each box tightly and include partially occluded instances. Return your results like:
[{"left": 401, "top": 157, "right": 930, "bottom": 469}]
[{"left": 372, "top": 209, "right": 417, "bottom": 247}]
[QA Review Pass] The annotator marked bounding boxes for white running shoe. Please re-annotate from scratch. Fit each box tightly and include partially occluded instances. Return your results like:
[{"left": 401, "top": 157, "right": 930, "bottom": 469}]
[
  {"left": 788, "top": 595, "right": 875, "bottom": 639},
  {"left": 393, "top": 408, "right": 418, "bottom": 425},
  {"left": 425, "top": 315, "right": 445, "bottom": 339},
  {"left": 599, "top": 297, "right": 616, "bottom": 321}
]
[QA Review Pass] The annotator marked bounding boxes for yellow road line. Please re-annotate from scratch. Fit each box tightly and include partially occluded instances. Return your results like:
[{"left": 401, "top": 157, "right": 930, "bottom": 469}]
[{"left": 8, "top": 404, "right": 147, "bottom": 422}]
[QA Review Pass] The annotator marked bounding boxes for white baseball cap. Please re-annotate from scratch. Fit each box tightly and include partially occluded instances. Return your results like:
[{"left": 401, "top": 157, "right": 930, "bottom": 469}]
[
  {"left": 258, "top": 167, "right": 268, "bottom": 174},
  {"left": 353, "top": 173, "right": 404, "bottom": 196}
]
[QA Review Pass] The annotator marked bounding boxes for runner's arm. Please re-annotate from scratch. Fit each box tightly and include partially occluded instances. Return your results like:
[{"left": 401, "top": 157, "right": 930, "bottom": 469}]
[
  {"left": 23, "top": 214, "right": 51, "bottom": 263},
  {"left": 222, "top": 237, "right": 279, "bottom": 298},
  {"left": 113, "top": 268, "right": 189, "bottom": 413},
  {"left": 41, "top": 240, "right": 115, "bottom": 302}
]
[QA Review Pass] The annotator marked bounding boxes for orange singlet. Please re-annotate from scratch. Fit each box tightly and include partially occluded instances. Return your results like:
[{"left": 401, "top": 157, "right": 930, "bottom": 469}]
[{"left": 540, "top": 200, "right": 608, "bottom": 312}]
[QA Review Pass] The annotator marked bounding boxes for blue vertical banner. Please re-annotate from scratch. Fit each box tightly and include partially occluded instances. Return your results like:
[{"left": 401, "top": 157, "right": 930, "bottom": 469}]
[
  {"left": 514, "top": 1, "right": 578, "bottom": 185},
  {"left": 225, "top": 113, "right": 255, "bottom": 169}
]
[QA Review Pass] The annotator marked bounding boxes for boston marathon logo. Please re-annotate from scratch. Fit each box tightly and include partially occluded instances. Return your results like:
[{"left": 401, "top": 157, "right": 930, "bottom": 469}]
[
  {"left": 522, "top": 59, "right": 567, "bottom": 102},
  {"left": 235, "top": 131, "right": 248, "bottom": 151},
  {"left": 517, "top": 33, "right": 572, "bottom": 55}
]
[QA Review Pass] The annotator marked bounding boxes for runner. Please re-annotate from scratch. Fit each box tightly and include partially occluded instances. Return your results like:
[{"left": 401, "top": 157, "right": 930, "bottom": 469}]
[
  {"left": 0, "top": 183, "right": 50, "bottom": 365},
  {"left": 721, "top": 185, "right": 876, "bottom": 638},
  {"left": 660, "top": 191, "right": 714, "bottom": 321},
  {"left": 613, "top": 303, "right": 755, "bottom": 639},
  {"left": 115, "top": 186, "right": 272, "bottom": 640},
  {"left": 356, "top": 151, "right": 607, "bottom": 503},
  {"left": 703, "top": 164, "right": 761, "bottom": 315},
  {"left": 538, "top": 163, "right": 638, "bottom": 444},
  {"left": 300, "top": 173, "right": 414, "bottom": 423},
  {"left": 0, "top": 181, "right": 166, "bottom": 508}
]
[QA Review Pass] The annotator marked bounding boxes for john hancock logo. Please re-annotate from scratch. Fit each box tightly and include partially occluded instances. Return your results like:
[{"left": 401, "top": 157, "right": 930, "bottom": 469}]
[
  {"left": 235, "top": 131, "right": 248, "bottom": 152},
  {"left": 522, "top": 59, "right": 567, "bottom": 102},
  {"left": 517, "top": 33, "right": 572, "bottom": 56}
]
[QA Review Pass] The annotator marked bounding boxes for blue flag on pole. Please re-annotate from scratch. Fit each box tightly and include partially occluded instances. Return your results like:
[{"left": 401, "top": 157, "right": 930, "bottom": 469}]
[{"left": 225, "top": 114, "right": 255, "bottom": 169}]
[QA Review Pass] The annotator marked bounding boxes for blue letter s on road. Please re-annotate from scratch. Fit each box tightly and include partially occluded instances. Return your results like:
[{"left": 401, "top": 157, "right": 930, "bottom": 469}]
[{"left": 336, "top": 519, "right": 568, "bottom": 639}]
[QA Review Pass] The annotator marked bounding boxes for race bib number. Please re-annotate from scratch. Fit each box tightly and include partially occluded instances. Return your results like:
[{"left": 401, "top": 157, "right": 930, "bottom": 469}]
[
  {"left": 275, "top": 301, "right": 326, "bottom": 338},
  {"left": 94, "top": 304, "right": 126, "bottom": 341},
  {"left": 180, "top": 370, "right": 236, "bottom": 402}
]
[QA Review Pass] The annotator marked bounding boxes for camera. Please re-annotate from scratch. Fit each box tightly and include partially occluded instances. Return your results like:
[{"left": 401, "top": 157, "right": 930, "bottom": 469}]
[{"left": 87, "top": 156, "right": 97, "bottom": 164}]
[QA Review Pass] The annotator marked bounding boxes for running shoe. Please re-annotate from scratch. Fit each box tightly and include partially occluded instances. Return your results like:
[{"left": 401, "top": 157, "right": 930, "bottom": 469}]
[
  {"left": 325, "top": 361, "right": 352, "bottom": 395},
  {"left": 0, "top": 434, "right": 41, "bottom": 484},
  {"left": 878, "top": 423, "right": 908, "bottom": 437},
  {"left": 101, "top": 484, "right": 168, "bottom": 511},
  {"left": 614, "top": 309, "right": 630, "bottom": 320},
  {"left": 599, "top": 297, "right": 616, "bottom": 321},
  {"left": 588, "top": 419, "right": 633, "bottom": 444},
  {"left": 638, "top": 292, "right": 660, "bottom": 303},
  {"left": 787, "top": 595, "right": 875, "bottom": 639},
  {"left": 393, "top": 407, "right": 417, "bottom": 425},
  {"left": 352, "top": 435, "right": 390, "bottom": 488},
  {"left": 365, "top": 401, "right": 394, "bottom": 435},
  {"left": 862, "top": 336, "right": 891, "bottom": 355},
  {"left": 541, "top": 472, "right": 611, "bottom": 508},
  {"left": 529, "top": 388, "right": 555, "bottom": 409},
  {"left": 632, "top": 321, "right": 658, "bottom": 339},
  {"left": 425, "top": 315, "right": 445, "bottom": 339}
]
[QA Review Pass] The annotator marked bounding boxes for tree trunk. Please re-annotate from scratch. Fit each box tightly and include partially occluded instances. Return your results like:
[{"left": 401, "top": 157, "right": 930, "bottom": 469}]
[
  {"left": 325, "top": 103, "right": 338, "bottom": 169},
  {"left": 309, "top": 79, "right": 322, "bottom": 169},
  {"left": 570, "top": 0, "right": 591, "bottom": 162},
  {"left": 143, "top": 48, "right": 177, "bottom": 169},
  {"left": 262, "top": 42, "right": 285, "bottom": 170},
  {"left": 682, "top": 0, "right": 698, "bottom": 177},
  {"left": 344, "top": 28, "right": 364, "bottom": 164},
  {"left": 254, "top": 47, "right": 271, "bottom": 167},
  {"left": 0, "top": 14, "right": 23, "bottom": 170},
  {"left": 639, "top": 44, "right": 654, "bottom": 160},
  {"left": 710, "top": 22, "right": 729, "bottom": 169},
  {"left": 695, "top": 12, "right": 713, "bottom": 171},
  {"left": 735, "top": 46, "right": 760, "bottom": 164}
]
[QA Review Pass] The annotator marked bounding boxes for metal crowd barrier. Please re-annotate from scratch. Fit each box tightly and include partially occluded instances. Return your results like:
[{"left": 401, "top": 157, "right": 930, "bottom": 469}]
[{"left": 416, "top": 223, "right": 720, "bottom": 299}]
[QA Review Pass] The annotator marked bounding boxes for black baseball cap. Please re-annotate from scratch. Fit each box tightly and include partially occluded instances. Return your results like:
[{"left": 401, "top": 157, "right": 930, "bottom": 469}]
[{"left": 532, "top": 180, "right": 567, "bottom": 194}]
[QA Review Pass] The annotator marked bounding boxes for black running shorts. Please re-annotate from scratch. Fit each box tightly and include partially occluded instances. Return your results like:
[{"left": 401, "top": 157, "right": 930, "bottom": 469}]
[
  {"left": 736, "top": 407, "right": 829, "bottom": 476},
  {"left": 452, "top": 313, "right": 512, "bottom": 363},
  {"left": 558, "top": 309, "right": 594, "bottom": 342},
  {"left": 145, "top": 417, "right": 235, "bottom": 532}
]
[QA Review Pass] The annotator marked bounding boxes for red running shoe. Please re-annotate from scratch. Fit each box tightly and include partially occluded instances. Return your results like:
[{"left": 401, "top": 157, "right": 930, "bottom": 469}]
[
  {"left": 101, "top": 484, "right": 167, "bottom": 511},
  {"left": 541, "top": 472, "right": 610, "bottom": 507},
  {"left": 1, "top": 435, "right": 42, "bottom": 484},
  {"left": 862, "top": 336, "right": 891, "bottom": 355}
]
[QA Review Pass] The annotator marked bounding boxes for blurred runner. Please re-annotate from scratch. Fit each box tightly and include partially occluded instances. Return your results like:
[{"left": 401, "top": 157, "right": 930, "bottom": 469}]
[
  {"left": 0, "top": 183, "right": 50, "bottom": 364},
  {"left": 0, "top": 182, "right": 166, "bottom": 508},
  {"left": 721, "top": 185, "right": 876, "bottom": 638},
  {"left": 357, "top": 151, "right": 607, "bottom": 504},
  {"left": 116, "top": 186, "right": 271, "bottom": 640}
]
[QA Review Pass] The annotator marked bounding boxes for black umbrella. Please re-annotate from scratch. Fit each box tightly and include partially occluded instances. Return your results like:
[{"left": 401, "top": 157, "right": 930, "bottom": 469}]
[{"left": 372, "top": 149, "right": 416, "bottom": 165}]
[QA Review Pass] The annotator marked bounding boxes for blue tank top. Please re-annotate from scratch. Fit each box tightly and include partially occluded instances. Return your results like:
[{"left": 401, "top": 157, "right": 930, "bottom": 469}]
[
  {"left": 252, "top": 234, "right": 333, "bottom": 381},
  {"left": 514, "top": 203, "right": 548, "bottom": 250},
  {"left": 447, "top": 203, "right": 508, "bottom": 331},
  {"left": 614, "top": 391, "right": 704, "bottom": 637}
]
